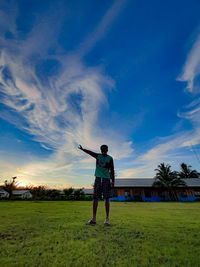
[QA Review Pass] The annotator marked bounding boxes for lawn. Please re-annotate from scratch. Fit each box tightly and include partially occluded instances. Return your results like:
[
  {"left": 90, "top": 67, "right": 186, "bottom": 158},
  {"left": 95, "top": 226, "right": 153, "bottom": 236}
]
[{"left": 0, "top": 201, "right": 200, "bottom": 267}]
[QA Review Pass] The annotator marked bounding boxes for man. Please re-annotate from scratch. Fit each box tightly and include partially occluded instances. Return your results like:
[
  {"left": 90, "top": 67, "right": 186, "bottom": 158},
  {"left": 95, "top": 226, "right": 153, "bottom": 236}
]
[{"left": 78, "top": 144, "right": 115, "bottom": 226}]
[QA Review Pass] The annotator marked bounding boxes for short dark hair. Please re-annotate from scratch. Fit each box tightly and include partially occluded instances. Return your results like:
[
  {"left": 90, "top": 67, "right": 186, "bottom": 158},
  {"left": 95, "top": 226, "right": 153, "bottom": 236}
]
[{"left": 100, "top": 144, "right": 108, "bottom": 150}]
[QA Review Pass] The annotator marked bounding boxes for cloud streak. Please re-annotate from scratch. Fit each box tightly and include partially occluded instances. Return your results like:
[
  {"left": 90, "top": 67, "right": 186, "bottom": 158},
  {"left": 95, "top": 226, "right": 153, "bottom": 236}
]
[
  {"left": 177, "top": 32, "right": 200, "bottom": 147},
  {"left": 0, "top": 0, "right": 132, "bottom": 187},
  {"left": 178, "top": 34, "right": 200, "bottom": 93},
  {"left": 77, "top": 0, "right": 127, "bottom": 56},
  {"left": 120, "top": 32, "right": 200, "bottom": 178}
]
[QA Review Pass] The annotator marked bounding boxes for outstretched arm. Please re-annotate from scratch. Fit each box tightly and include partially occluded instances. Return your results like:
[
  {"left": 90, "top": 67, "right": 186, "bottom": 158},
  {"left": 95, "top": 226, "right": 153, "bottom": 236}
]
[{"left": 78, "top": 145, "right": 98, "bottom": 159}]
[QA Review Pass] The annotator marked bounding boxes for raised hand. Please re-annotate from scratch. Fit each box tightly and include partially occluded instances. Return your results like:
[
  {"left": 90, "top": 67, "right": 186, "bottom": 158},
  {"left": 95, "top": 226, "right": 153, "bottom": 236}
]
[{"left": 78, "top": 144, "right": 83, "bottom": 150}]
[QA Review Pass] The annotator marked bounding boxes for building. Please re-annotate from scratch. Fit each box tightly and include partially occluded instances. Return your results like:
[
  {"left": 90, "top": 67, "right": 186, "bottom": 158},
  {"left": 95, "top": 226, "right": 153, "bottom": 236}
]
[
  {"left": 12, "top": 190, "right": 33, "bottom": 199},
  {"left": 0, "top": 187, "right": 9, "bottom": 198},
  {"left": 82, "top": 188, "right": 93, "bottom": 196},
  {"left": 110, "top": 178, "right": 200, "bottom": 202}
]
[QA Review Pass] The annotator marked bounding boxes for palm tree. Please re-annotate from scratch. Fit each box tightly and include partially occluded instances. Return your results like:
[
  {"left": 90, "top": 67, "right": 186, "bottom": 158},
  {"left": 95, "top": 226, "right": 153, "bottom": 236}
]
[
  {"left": 178, "top": 163, "right": 200, "bottom": 178},
  {"left": 153, "top": 163, "right": 186, "bottom": 201},
  {"left": 4, "top": 177, "right": 18, "bottom": 199}
]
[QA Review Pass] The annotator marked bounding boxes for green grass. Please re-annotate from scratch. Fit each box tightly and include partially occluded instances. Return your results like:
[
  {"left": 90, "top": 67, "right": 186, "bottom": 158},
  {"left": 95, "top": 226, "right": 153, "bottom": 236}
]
[{"left": 0, "top": 201, "right": 200, "bottom": 267}]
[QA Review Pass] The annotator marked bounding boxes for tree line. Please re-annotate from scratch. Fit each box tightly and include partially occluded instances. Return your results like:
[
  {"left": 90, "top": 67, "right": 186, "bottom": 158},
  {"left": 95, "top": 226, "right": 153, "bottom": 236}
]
[
  {"left": 153, "top": 162, "right": 200, "bottom": 201},
  {"left": 0, "top": 178, "right": 90, "bottom": 200},
  {"left": 0, "top": 162, "right": 199, "bottom": 201}
]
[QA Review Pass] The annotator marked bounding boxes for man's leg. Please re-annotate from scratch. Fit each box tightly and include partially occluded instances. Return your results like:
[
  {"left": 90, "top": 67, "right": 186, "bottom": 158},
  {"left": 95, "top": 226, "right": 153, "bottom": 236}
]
[
  {"left": 103, "top": 178, "right": 111, "bottom": 225},
  {"left": 92, "top": 177, "right": 101, "bottom": 222},
  {"left": 86, "top": 177, "right": 101, "bottom": 225},
  {"left": 105, "top": 198, "right": 110, "bottom": 220},
  {"left": 92, "top": 198, "right": 98, "bottom": 222}
]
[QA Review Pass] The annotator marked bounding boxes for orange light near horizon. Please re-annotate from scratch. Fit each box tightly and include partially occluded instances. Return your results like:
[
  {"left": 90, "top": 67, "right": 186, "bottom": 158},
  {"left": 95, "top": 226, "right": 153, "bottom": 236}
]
[{"left": 17, "top": 181, "right": 27, "bottom": 188}]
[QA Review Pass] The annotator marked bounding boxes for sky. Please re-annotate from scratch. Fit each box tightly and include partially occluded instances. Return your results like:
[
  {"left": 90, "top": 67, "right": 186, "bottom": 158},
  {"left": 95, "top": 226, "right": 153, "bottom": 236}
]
[{"left": 1, "top": 0, "right": 200, "bottom": 188}]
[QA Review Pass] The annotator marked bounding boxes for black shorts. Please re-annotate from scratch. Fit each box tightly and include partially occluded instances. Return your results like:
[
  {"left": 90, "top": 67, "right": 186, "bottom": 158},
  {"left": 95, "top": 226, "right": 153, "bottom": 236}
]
[{"left": 93, "top": 177, "right": 112, "bottom": 199}]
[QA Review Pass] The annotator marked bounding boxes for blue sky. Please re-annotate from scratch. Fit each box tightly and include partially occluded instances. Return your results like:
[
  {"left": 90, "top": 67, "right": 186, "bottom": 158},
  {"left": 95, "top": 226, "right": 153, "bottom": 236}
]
[{"left": 1, "top": 0, "right": 200, "bottom": 188}]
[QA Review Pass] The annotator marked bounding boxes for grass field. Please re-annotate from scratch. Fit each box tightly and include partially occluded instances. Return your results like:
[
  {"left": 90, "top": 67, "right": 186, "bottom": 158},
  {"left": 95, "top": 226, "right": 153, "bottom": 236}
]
[{"left": 0, "top": 201, "right": 200, "bottom": 267}]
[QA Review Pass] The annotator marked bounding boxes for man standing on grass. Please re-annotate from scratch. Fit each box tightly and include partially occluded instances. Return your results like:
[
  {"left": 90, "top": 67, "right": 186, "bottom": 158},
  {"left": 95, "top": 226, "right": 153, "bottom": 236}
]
[{"left": 78, "top": 144, "right": 115, "bottom": 226}]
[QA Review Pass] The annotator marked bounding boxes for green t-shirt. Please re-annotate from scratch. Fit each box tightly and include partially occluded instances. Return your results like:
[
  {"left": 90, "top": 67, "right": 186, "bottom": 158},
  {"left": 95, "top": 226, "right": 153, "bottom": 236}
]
[{"left": 95, "top": 154, "right": 113, "bottom": 179}]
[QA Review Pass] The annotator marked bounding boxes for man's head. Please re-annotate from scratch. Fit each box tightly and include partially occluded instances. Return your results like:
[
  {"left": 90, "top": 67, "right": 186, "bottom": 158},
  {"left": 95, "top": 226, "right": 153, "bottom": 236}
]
[{"left": 100, "top": 144, "right": 108, "bottom": 155}]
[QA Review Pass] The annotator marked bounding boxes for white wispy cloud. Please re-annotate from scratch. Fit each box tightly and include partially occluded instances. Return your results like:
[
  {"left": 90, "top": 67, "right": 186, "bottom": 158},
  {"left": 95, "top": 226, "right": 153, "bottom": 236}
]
[
  {"left": 77, "top": 0, "right": 127, "bottom": 56},
  {"left": 120, "top": 32, "right": 200, "bottom": 178},
  {"left": 119, "top": 131, "right": 197, "bottom": 178},
  {"left": 0, "top": 0, "right": 132, "bottom": 187},
  {"left": 177, "top": 34, "right": 200, "bottom": 93},
  {"left": 177, "top": 32, "right": 200, "bottom": 146}
]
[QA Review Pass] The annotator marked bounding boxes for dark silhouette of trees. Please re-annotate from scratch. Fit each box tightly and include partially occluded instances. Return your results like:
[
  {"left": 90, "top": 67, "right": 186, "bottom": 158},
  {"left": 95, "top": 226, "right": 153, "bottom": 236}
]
[
  {"left": 73, "top": 189, "right": 85, "bottom": 200},
  {"left": 4, "top": 177, "right": 18, "bottom": 199},
  {"left": 178, "top": 163, "right": 200, "bottom": 178},
  {"left": 29, "top": 186, "right": 85, "bottom": 200},
  {"left": 153, "top": 163, "right": 186, "bottom": 201},
  {"left": 29, "top": 185, "right": 47, "bottom": 200},
  {"left": 46, "top": 189, "right": 61, "bottom": 200},
  {"left": 63, "top": 187, "right": 74, "bottom": 200}
]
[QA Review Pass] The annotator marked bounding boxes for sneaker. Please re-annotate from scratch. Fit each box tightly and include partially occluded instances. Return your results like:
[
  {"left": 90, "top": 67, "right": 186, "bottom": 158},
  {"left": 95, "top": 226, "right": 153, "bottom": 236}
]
[
  {"left": 104, "top": 219, "right": 110, "bottom": 226},
  {"left": 86, "top": 219, "right": 96, "bottom": 225}
]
